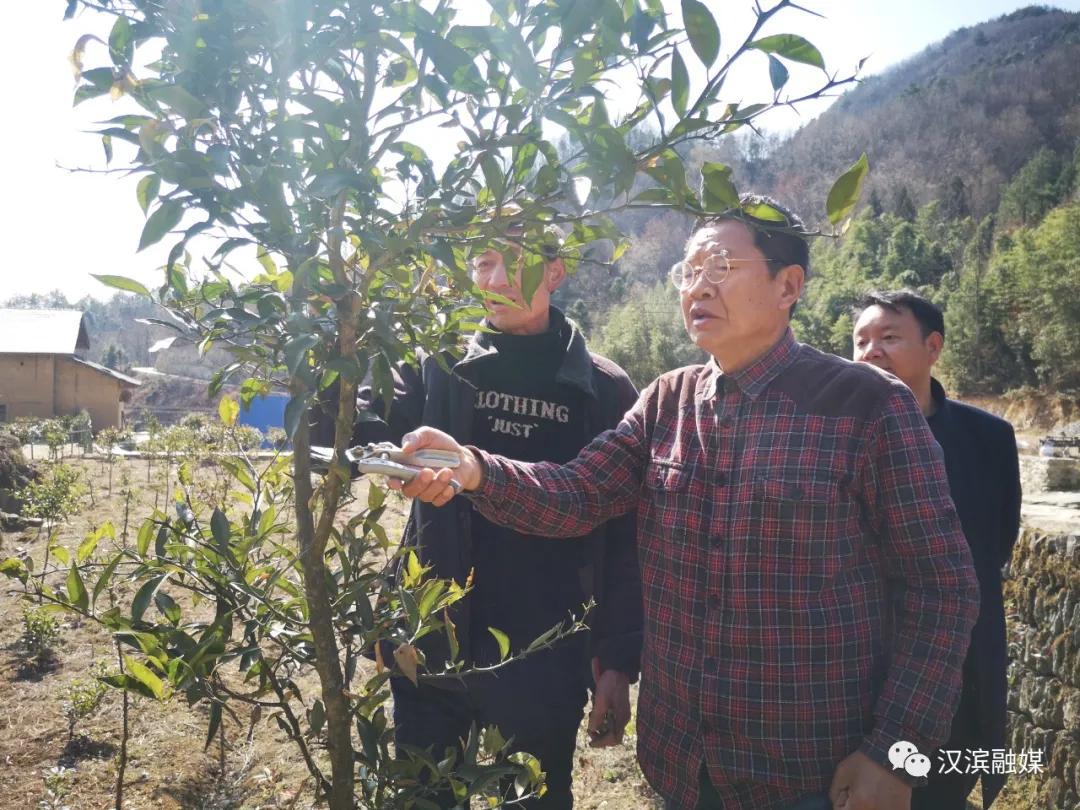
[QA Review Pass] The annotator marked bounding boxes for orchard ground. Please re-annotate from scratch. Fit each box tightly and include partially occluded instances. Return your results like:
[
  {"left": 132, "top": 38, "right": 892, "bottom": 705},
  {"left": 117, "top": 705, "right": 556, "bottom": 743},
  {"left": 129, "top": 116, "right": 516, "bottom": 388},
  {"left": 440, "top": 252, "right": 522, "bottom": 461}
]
[{"left": 0, "top": 453, "right": 1048, "bottom": 809}]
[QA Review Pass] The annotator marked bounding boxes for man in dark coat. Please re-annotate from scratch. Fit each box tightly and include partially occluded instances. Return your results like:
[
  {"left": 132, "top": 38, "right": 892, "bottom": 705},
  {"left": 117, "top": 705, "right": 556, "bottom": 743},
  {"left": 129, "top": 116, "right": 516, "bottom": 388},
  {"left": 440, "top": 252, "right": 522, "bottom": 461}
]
[
  {"left": 319, "top": 221, "right": 642, "bottom": 809},
  {"left": 853, "top": 289, "right": 1022, "bottom": 809}
]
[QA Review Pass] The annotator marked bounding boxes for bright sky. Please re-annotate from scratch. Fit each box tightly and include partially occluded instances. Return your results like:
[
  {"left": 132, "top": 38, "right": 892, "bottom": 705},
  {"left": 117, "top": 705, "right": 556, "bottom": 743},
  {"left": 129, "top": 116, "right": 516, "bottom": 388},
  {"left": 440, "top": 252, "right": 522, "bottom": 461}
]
[{"left": 3, "top": 1, "right": 1078, "bottom": 301}]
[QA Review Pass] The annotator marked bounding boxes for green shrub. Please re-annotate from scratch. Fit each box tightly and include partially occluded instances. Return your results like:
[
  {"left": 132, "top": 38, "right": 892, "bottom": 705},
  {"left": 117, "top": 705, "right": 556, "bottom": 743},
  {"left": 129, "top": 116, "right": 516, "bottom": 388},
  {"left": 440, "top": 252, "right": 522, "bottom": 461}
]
[{"left": 22, "top": 606, "right": 61, "bottom": 661}]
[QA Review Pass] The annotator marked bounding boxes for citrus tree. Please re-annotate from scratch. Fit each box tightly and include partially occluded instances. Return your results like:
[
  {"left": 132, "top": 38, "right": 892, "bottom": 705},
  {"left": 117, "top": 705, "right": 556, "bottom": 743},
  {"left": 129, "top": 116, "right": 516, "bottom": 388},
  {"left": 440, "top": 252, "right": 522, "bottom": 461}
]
[{"left": 28, "top": 0, "right": 866, "bottom": 806}]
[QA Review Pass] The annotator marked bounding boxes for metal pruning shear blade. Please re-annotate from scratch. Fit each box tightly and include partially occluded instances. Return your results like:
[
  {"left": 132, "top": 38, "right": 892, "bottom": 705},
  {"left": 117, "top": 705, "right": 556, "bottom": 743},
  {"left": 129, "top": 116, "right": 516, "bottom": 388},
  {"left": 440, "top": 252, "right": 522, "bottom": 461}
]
[{"left": 327, "top": 442, "right": 463, "bottom": 493}]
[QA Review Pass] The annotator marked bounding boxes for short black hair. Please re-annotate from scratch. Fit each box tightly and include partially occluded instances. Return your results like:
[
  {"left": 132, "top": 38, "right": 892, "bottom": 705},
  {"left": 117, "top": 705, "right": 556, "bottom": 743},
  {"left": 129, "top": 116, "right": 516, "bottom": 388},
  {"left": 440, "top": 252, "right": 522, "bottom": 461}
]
[
  {"left": 853, "top": 289, "right": 945, "bottom": 340},
  {"left": 692, "top": 193, "right": 811, "bottom": 279},
  {"left": 690, "top": 193, "right": 810, "bottom": 316}
]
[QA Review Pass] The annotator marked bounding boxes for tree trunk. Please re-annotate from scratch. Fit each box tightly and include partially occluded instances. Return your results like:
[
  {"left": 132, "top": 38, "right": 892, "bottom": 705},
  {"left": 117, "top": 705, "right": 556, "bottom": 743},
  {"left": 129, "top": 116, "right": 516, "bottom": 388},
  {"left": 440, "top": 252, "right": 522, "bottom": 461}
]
[{"left": 293, "top": 407, "right": 355, "bottom": 810}]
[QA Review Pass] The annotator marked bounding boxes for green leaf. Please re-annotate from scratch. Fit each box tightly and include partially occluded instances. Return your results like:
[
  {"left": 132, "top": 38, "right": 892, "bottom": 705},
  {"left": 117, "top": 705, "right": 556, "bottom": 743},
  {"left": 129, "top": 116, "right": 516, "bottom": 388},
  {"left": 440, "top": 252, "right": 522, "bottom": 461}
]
[
  {"left": 633, "top": 187, "right": 675, "bottom": 204},
  {"left": 218, "top": 395, "right": 239, "bottom": 427},
  {"left": 307, "top": 171, "right": 356, "bottom": 198},
  {"left": 681, "top": 0, "right": 720, "bottom": 68},
  {"left": 416, "top": 31, "right": 484, "bottom": 94},
  {"left": 132, "top": 575, "right": 166, "bottom": 623},
  {"left": 825, "top": 153, "right": 870, "bottom": 225},
  {"left": 124, "top": 657, "right": 166, "bottom": 700},
  {"left": 403, "top": 550, "right": 423, "bottom": 588},
  {"left": 256, "top": 246, "right": 277, "bottom": 275},
  {"left": 92, "top": 553, "right": 123, "bottom": 608},
  {"left": 136, "top": 519, "right": 155, "bottom": 556},
  {"left": 445, "top": 611, "right": 460, "bottom": 662},
  {"left": 0, "top": 557, "right": 29, "bottom": 584},
  {"left": 67, "top": 566, "right": 89, "bottom": 612},
  {"left": 767, "top": 54, "right": 789, "bottom": 92},
  {"left": 670, "top": 49, "right": 689, "bottom": 118},
  {"left": 283, "top": 393, "right": 312, "bottom": 440},
  {"left": 480, "top": 154, "right": 505, "bottom": 201},
  {"left": 137, "top": 175, "right": 160, "bottom": 215},
  {"left": 204, "top": 702, "right": 222, "bottom": 750},
  {"left": 742, "top": 201, "right": 789, "bottom": 222},
  {"left": 108, "top": 15, "right": 134, "bottom": 67},
  {"left": 750, "top": 34, "right": 825, "bottom": 69},
  {"left": 558, "top": 0, "right": 598, "bottom": 46},
  {"left": 92, "top": 275, "right": 150, "bottom": 297},
  {"left": 210, "top": 509, "right": 230, "bottom": 546},
  {"left": 154, "top": 591, "right": 181, "bottom": 624},
  {"left": 284, "top": 335, "right": 320, "bottom": 377},
  {"left": 138, "top": 200, "right": 184, "bottom": 252},
  {"left": 701, "top": 162, "right": 739, "bottom": 211},
  {"left": 77, "top": 522, "right": 113, "bottom": 564},
  {"left": 418, "top": 581, "right": 447, "bottom": 620},
  {"left": 148, "top": 85, "right": 207, "bottom": 120},
  {"left": 488, "top": 627, "right": 510, "bottom": 661},
  {"left": 309, "top": 699, "right": 326, "bottom": 736}
]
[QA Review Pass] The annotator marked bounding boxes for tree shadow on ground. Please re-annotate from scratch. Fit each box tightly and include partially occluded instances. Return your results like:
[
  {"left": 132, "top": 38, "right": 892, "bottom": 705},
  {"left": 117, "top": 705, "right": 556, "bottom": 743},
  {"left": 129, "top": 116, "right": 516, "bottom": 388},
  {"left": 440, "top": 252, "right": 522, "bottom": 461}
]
[
  {"left": 11, "top": 650, "right": 60, "bottom": 682},
  {"left": 59, "top": 734, "right": 117, "bottom": 766},
  {"left": 154, "top": 766, "right": 248, "bottom": 810}
]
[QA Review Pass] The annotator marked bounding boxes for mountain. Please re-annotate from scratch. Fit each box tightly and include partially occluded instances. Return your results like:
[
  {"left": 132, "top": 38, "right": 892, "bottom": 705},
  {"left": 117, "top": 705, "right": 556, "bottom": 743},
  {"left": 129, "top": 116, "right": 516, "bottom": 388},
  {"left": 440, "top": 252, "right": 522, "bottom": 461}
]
[
  {"left": 562, "top": 6, "right": 1080, "bottom": 394},
  {"left": 761, "top": 5, "right": 1080, "bottom": 222}
]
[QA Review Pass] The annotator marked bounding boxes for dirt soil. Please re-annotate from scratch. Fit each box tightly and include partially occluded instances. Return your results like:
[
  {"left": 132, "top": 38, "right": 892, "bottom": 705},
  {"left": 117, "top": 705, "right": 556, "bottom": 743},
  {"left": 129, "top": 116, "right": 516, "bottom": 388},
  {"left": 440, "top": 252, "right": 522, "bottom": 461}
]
[
  {"left": 0, "top": 457, "right": 1048, "bottom": 809},
  {"left": 963, "top": 390, "right": 1080, "bottom": 439},
  {"left": 0, "top": 458, "right": 662, "bottom": 810}
]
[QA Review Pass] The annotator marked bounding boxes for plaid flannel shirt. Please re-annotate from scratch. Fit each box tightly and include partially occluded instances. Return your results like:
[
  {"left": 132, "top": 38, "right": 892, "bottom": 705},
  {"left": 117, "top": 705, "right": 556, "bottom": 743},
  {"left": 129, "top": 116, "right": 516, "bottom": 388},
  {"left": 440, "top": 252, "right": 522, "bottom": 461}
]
[{"left": 469, "top": 329, "right": 980, "bottom": 809}]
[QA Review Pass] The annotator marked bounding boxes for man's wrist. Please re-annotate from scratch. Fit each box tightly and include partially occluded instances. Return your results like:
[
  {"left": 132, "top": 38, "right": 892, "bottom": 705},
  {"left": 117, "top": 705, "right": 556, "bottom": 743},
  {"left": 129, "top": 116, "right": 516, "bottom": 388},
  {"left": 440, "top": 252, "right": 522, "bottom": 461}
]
[{"left": 462, "top": 445, "right": 485, "bottom": 491}]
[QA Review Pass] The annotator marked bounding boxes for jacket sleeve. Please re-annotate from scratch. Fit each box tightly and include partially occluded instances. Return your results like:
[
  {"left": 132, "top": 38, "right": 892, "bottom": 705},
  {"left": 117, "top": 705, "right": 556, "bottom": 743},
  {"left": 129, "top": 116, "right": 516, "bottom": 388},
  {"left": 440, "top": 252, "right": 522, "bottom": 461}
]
[
  {"left": 470, "top": 383, "right": 650, "bottom": 538},
  {"left": 997, "top": 421, "right": 1022, "bottom": 570},
  {"left": 591, "top": 370, "right": 644, "bottom": 682},
  {"left": 857, "top": 384, "right": 981, "bottom": 780}
]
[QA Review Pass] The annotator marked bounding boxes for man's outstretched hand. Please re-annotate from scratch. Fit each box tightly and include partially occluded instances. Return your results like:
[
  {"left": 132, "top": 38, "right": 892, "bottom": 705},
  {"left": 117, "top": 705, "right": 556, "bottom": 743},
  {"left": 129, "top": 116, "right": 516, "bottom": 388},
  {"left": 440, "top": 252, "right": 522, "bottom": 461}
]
[{"left": 389, "top": 428, "right": 482, "bottom": 505}]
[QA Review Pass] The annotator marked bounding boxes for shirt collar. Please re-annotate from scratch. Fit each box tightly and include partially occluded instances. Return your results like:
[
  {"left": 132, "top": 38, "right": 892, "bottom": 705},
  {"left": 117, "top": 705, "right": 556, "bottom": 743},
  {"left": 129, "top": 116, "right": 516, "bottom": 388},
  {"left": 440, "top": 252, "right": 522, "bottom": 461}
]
[
  {"left": 700, "top": 328, "right": 799, "bottom": 401},
  {"left": 927, "top": 376, "right": 950, "bottom": 425}
]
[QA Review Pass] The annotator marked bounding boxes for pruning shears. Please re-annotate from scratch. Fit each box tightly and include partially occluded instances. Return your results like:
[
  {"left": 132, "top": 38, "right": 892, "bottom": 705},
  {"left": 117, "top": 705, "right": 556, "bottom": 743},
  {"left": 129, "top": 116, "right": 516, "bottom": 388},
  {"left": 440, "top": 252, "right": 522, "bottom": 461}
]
[{"left": 310, "top": 441, "right": 463, "bottom": 493}]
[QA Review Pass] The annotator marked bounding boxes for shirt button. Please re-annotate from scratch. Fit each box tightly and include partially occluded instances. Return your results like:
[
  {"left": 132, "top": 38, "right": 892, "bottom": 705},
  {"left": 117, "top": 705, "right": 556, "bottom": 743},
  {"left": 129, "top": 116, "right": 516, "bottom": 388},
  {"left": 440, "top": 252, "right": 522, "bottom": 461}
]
[
  {"left": 707, "top": 594, "right": 721, "bottom": 610},
  {"left": 710, "top": 536, "right": 723, "bottom": 548},
  {"left": 715, "top": 472, "right": 728, "bottom": 486}
]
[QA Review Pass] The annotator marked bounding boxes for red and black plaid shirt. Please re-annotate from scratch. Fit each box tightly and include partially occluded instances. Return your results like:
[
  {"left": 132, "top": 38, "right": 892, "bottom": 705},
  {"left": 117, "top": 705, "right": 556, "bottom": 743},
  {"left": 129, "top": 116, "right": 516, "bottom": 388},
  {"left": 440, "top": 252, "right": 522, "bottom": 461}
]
[{"left": 469, "top": 330, "right": 980, "bottom": 809}]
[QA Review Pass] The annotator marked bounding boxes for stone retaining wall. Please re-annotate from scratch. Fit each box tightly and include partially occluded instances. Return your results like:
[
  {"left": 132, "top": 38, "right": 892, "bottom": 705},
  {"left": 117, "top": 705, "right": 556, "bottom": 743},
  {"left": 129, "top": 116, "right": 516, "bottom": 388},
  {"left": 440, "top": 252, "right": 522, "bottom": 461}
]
[
  {"left": 1005, "top": 525, "right": 1080, "bottom": 807},
  {"left": 1020, "top": 456, "right": 1080, "bottom": 493}
]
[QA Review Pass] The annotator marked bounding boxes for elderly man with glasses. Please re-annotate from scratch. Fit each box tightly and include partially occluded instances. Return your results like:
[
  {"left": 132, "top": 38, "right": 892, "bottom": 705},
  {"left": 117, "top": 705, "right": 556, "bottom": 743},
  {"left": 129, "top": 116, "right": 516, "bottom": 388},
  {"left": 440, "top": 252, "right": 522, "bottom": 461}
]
[{"left": 392, "top": 195, "right": 981, "bottom": 810}]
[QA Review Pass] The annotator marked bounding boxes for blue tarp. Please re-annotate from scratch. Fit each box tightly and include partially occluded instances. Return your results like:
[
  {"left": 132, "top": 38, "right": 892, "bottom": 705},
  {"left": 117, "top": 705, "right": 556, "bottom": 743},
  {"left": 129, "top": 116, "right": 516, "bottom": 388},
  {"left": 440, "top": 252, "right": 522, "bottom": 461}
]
[{"left": 238, "top": 394, "right": 288, "bottom": 434}]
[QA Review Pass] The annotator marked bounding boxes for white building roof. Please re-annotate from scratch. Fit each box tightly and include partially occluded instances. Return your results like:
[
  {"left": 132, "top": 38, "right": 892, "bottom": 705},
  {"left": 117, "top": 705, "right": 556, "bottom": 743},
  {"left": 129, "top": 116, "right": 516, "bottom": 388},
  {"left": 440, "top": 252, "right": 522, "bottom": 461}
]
[{"left": 0, "top": 309, "right": 90, "bottom": 355}]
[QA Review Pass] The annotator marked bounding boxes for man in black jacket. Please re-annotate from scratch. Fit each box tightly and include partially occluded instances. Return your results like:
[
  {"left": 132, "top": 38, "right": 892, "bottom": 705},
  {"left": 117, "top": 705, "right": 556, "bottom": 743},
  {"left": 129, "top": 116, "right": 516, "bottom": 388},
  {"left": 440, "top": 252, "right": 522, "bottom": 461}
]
[
  {"left": 325, "top": 222, "right": 641, "bottom": 809},
  {"left": 853, "top": 289, "right": 1022, "bottom": 810}
]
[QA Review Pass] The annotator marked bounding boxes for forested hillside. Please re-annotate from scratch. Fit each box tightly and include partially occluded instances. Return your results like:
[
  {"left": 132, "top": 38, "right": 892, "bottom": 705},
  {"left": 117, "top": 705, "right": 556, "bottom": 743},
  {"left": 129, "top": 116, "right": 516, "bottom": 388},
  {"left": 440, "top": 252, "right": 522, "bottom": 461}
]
[{"left": 557, "top": 5, "right": 1080, "bottom": 394}]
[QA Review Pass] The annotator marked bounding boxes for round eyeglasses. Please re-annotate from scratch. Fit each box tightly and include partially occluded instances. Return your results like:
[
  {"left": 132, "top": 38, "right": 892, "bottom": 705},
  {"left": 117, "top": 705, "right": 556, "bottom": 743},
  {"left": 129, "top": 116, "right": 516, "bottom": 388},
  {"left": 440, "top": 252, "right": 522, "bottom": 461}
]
[
  {"left": 669, "top": 250, "right": 733, "bottom": 290},
  {"left": 669, "top": 251, "right": 781, "bottom": 290}
]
